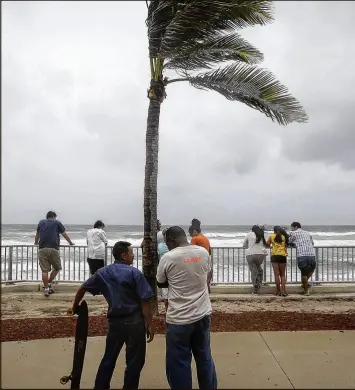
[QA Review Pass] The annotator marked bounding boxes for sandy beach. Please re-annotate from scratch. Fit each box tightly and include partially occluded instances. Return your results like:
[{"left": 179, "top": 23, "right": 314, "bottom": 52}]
[{"left": 1, "top": 291, "right": 354, "bottom": 320}]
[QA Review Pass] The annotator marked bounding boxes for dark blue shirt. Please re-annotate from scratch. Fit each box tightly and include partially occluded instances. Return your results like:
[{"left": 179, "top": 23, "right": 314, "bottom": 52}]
[
  {"left": 37, "top": 219, "right": 65, "bottom": 250},
  {"left": 82, "top": 261, "right": 153, "bottom": 321}
]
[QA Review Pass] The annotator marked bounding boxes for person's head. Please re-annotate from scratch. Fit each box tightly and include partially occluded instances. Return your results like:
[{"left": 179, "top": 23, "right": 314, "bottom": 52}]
[
  {"left": 291, "top": 222, "right": 301, "bottom": 231},
  {"left": 165, "top": 226, "right": 188, "bottom": 251},
  {"left": 157, "top": 219, "right": 161, "bottom": 231},
  {"left": 46, "top": 211, "right": 57, "bottom": 219},
  {"left": 112, "top": 241, "right": 134, "bottom": 265},
  {"left": 94, "top": 220, "right": 105, "bottom": 229},
  {"left": 251, "top": 225, "right": 266, "bottom": 246},
  {"left": 188, "top": 218, "right": 201, "bottom": 237},
  {"left": 274, "top": 225, "right": 283, "bottom": 244}
]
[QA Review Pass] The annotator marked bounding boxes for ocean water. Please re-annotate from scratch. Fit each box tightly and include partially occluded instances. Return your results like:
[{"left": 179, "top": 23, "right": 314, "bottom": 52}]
[
  {"left": 1, "top": 224, "right": 355, "bottom": 247},
  {"left": 1, "top": 224, "right": 354, "bottom": 284}
]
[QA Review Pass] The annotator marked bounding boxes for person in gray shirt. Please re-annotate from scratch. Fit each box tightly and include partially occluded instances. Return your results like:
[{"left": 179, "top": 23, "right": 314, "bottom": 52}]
[{"left": 156, "top": 226, "right": 217, "bottom": 390}]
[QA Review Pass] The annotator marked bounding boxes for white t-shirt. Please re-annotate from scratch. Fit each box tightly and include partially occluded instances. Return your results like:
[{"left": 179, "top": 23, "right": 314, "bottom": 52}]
[
  {"left": 243, "top": 231, "right": 267, "bottom": 256},
  {"left": 157, "top": 245, "right": 212, "bottom": 325},
  {"left": 87, "top": 228, "right": 108, "bottom": 259}
]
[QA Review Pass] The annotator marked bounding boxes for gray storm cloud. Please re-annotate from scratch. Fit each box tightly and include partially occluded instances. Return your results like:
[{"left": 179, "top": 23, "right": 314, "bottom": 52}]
[{"left": 2, "top": 1, "right": 355, "bottom": 225}]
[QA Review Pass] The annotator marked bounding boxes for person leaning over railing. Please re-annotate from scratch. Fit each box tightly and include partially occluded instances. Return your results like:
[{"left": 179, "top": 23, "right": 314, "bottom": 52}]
[
  {"left": 288, "top": 222, "right": 316, "bottom": 296},
  {"left": 266, "top": 226, "right": 289, "bottom": 296},
  {"left": 188, "top": 218, "right": 213, "bottom": 292},
  {"left": 34, "top": 210, "right": 74, "bottom": 297},
  {"left": 243, "top": 225, "right": 268, "bottom": 295},
  {"left": 86, "top": 220, "right": 108, "bottom": 275}
]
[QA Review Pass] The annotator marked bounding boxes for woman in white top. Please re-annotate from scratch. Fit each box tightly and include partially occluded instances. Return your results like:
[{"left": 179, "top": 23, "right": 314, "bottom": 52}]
[
  {"left": 87, "top": 220, "right": 108, "bottom": 275},
  {"left": 243, "top": 225, "right": 267, "bottom": 294}
]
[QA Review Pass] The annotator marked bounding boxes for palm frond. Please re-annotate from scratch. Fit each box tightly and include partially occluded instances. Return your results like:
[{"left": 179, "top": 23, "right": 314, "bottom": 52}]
[
  {"left": 146, "top": 0, "right": 177, "bottom": 57},
  {"left": 181, "top": 63, "right": 308, "bottom": 125},
  {"left": 161, "top": 1, "right": 274, "bottom": 54},
  {"left": 164, "top": 31, "right": 263, "bottom": 70}
]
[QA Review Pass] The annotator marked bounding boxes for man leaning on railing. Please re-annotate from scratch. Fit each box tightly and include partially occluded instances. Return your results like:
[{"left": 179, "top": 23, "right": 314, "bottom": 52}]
[{"left": 34, "top": 211, "right": 74, "bottom": 297}]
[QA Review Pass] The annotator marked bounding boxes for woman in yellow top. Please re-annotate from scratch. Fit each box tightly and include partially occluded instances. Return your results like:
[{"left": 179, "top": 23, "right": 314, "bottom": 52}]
[{"left": 266, "top": 226, "right": 289, "bottom": 296}]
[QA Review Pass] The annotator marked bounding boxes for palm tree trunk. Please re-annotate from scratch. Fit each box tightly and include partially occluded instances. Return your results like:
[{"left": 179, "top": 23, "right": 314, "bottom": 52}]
[{"left": 143, "top": 99, "right": 161, "bottom": 316}]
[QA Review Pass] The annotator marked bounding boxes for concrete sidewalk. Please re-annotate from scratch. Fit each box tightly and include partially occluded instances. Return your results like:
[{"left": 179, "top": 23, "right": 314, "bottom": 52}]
[{"left": 2, "top": 331, "right": 355, "bottom": 389}]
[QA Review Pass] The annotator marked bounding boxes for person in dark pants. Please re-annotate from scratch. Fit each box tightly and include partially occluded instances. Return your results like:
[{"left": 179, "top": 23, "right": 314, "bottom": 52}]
[
  {"left": 86, "top": 220, "right": 108, "bottom": 275},
  {"left": 157, "top": 226, "right": 217, "bottom": 390},
  {"left": 71, "top": 241, "right": 154, "bottom": 389}
]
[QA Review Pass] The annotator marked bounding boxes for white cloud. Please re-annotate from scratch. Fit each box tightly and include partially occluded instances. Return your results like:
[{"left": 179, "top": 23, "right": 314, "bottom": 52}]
[{"left": 2, "top": 1, "right": 355, "bottom": 225}]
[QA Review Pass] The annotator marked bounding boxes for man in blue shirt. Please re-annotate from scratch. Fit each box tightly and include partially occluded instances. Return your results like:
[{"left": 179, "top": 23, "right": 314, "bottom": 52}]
[
  {"left": 35, "top": 211, "right": 74, "bottom": 296},
  {"left": 71, "top": 241, "right": 154, "bottom": 390}
]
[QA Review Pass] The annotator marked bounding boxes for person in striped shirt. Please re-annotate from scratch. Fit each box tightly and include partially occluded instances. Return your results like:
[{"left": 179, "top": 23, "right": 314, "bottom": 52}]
[{"left": 289, "top": 222, "right": 316, "bottom": 296}]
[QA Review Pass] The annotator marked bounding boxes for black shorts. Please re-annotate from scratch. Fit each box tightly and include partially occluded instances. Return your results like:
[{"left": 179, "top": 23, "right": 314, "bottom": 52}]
[
  {"left": 271, "top": 255, "right": 287, "bottom": 264},
  {"left": 87, "top": 258, "right": 105, "bottom": 275}
]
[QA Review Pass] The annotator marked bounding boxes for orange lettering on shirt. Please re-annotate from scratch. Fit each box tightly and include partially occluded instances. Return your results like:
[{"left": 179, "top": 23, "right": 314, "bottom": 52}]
[{"left": 184, "top": 257, "right": 201, "bottom": 264}]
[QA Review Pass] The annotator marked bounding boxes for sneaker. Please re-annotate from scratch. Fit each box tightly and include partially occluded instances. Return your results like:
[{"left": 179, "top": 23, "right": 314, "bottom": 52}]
[
  {"left": 44, "top": 288, "right": 50, "bottom": 297},
  {"left": 304, "top": 289, "right": 311, "bottom": 296},
  {"left": 48, "top": 284, "right": 54, "bottom": 294}
]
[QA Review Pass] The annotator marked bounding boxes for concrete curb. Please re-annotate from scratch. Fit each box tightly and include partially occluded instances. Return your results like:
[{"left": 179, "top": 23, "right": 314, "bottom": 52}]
[{"left": 2, "top": 282, "right": 355, "bottom": 295}]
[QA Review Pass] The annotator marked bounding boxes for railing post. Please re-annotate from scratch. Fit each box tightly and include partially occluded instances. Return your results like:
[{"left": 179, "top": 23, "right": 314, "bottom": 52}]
[
  {"left": 105, "top": 246, "right": 108, "bottom": 266},
  {"left": 8, "top": 247, "right": 13, "bottom": 281},
  {"left": 315, "top": 247, "right": 319, "bottom": 282}
]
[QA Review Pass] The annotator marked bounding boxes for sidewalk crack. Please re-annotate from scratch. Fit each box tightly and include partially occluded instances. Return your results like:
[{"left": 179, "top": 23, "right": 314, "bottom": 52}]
[{"left": 259, "top": 332, "right": 295, "bottom": 389}]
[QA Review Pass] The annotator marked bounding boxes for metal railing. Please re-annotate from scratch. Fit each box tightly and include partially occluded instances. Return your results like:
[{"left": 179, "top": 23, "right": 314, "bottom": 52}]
[{"left": 1, "top": 245, "right": 354, "bottom": 284}]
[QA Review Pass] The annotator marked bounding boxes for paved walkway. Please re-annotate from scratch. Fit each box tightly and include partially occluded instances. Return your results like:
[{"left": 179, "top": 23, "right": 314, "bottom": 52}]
[{"left": 2, "top": 331, "right": 355, "bottom": 389}]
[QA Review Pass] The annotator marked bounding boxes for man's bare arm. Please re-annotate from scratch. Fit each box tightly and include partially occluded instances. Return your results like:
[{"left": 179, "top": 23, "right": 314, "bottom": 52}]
[
  {"left": 34, "top": 231, "right": 39, "bottom": 245},
  {"left": 141, "top": 300, "right": 154, "bottom": 343},
  {"left": 71, "top": 286, "right": 86, "bottom": 313},
  {"left": 62, "top": 232, "right": 74, "bottom": 245}
]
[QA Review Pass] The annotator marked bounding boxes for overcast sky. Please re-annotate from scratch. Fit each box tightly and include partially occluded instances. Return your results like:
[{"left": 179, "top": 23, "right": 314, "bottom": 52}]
[{"left": 2, "top": 1, "right": 355, "bottom": 226}]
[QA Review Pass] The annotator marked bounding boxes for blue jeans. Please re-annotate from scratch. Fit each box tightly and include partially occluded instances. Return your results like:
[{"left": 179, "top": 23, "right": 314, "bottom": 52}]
[
  {"left": 166, "top": 315, "right": 217, "bottom": 389},
  {"left": 94, "top": 319, "right": 146, "bottom": 389}
]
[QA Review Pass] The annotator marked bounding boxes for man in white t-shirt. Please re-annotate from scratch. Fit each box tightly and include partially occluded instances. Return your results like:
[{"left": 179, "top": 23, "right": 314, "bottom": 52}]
[
  {"left": 86, "top": 220, "right": 108, "bottom": 275},
  {"left": 156, "top": 226, "right": 217, "bottom": 390}
]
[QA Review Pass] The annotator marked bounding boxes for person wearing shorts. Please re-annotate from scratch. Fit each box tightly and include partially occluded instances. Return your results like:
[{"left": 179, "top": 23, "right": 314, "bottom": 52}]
[
  {"left": 289, "top": 222, "right": 316, "bottom": 296},
  {"left": 87, "top": 220, "right": 108, "bottom": 275},
  {"left": 267, "top": 226, "right": 289, "bottom": 296},
  {"left": 35, "top": 211, "right": 74, "bottom": 297}
]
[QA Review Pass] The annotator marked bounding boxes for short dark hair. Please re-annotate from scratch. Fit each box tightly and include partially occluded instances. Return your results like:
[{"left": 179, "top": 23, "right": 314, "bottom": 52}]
[
  {"left": 46, "top": 211, "right": 57, "bottom": 219},
  {"left": 189, "top": 218, "right": 201, "bottom": 235},
  {"left": 165, "top": 226, "right": 186, "bottom": 241},
  {"left": 112, "top": 241, "right": 131, "bottom": 261},
  {"left": 94, "top": 220, "right": 105, "bottom": 229},
  {"left": 291, "top": 222, "right": 301, "bottom": 229}
]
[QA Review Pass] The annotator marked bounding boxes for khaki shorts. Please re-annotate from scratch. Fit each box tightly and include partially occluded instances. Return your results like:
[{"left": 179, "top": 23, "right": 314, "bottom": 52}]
[{"left": 38, "top": 248, "right": 62, "bottom": 272}]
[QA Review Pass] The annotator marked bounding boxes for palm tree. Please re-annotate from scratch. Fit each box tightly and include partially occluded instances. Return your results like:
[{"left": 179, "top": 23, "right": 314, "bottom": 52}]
[{"left": 142, "top": 0, "right": 308, "bottom": 313}]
